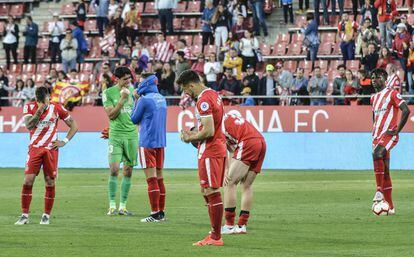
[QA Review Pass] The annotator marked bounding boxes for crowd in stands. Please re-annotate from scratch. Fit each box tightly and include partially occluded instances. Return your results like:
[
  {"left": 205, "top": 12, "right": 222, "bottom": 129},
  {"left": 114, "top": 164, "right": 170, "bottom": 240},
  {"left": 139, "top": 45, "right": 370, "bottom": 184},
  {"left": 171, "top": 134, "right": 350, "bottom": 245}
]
[{"left": 1, "top": 0, "right": 414, "bottom": 108}]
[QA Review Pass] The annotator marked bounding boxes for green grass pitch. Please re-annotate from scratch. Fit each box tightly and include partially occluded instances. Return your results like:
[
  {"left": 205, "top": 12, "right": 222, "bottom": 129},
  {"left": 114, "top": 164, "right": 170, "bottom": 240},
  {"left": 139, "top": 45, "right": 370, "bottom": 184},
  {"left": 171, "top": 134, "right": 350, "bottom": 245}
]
[{"left": 0, "top": 169, "right": 414, "bottom": 257}]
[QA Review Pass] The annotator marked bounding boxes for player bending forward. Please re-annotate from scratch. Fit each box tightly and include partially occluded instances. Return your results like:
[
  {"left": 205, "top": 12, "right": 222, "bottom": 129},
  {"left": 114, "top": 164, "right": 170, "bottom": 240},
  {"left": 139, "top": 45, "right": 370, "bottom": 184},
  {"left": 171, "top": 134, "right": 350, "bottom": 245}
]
[
  {"left": 178, "top": 70, "right": 226, "bottom": 246},
  {"left": 370, "top": 68, "right": 410, "bottom": 214},
  {"left": 15, "top": 86, "right": 78, "bottom": 225},
  {"left": 103, "top": 67, "right": 138, "bottom": 215},
  {"left": 221, "top": 111, "right": 266, "bottom": 234},
  {"left": 130, "top": 74, "right": 167, "bottom": 222}
]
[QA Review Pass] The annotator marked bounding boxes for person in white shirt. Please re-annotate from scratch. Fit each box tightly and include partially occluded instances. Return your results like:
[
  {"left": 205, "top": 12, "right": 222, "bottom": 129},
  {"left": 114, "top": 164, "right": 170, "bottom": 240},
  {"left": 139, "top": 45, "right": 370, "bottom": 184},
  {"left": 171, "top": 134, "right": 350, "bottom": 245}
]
[
  {"left": 49, "top": 13, "right": 65, "bottom": 64},
  {"left": 108, "top": 0, "right": 119, "bottom": 20},
  {"left": 239, "top": 30, "right": 259, "bottom": 71},
  {"left": 203, "top": 53, "right": 222, "bottom": 90},
  {"left": 3, "top": 16, "right": 19, "bottom": 68}
]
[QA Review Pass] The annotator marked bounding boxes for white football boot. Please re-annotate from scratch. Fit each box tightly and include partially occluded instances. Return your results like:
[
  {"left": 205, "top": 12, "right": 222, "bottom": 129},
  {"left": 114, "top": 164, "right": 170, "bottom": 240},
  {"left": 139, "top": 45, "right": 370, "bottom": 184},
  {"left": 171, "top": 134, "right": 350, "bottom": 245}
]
[
  {"left": 221, "top": 225, "right": 236, "bottom": 235},
  {"left": 15, "top": 214, "right": 29, "bottom": 225},
  {"left": 234, "top": 225, "right": 247, "bottom": 234},
  {"left": 39, "top": 214, "right": 50, "bottom": 225},
  {"left": 372, "top": 191, "right": 384, "bottom": 202},
  {"left": 388, "top": 208, "right": 396, "bottom": 215}
]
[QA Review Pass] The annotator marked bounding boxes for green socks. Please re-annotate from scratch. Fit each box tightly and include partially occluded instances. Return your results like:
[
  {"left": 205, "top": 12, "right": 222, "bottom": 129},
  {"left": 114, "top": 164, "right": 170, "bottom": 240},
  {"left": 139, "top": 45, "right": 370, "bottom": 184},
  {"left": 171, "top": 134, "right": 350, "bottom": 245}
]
[
  {"left": 120, "top": 176, "right": 132, "bottom": 209},
  {"left": 108, "top": 175, "right": 118, "bottom": 209}
]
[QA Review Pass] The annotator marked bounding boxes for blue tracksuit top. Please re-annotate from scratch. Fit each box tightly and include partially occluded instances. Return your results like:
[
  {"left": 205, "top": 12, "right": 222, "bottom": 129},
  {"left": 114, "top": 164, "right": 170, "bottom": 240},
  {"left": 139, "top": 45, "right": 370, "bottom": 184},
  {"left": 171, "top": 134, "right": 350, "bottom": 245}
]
[{"left": 130, "top": 75, "right": 167, "bottom": 148}]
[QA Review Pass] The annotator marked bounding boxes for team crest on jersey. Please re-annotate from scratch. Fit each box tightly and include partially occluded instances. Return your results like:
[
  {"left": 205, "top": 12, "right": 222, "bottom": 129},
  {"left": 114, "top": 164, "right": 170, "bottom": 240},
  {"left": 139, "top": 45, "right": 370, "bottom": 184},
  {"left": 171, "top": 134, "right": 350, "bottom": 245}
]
[{"left": 200, "top": 102, "right": 209, "bottom": 112}]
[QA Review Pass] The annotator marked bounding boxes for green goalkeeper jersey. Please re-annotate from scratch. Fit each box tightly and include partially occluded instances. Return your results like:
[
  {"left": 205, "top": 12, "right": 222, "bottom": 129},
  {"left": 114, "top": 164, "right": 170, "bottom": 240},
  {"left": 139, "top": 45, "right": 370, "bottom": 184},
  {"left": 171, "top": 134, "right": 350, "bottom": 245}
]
[{"left": 103, "top": 85, "right": 137, "bottom": 139}]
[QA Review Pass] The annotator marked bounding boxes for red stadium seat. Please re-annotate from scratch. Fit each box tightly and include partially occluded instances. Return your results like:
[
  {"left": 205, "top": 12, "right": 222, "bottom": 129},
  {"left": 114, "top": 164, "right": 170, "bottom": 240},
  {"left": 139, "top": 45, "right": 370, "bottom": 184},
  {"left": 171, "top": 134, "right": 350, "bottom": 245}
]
[
  {"left": 287, "top": 43, "right": 302, "bottom": 56},
  {"left": 37, "top": 63, "right": 50, "bottom": 76},
  {"left": 85, "top": 19, "right": 97, "bottom": 32},
  {"left": 346, "top": 60, "right": 360, "bottom": 71},
  {"left": 275, "top": 33, "right": 290, "bottom": 44},
  {"left": 37, "top": 37, "right": 49, "bottom": 49},
  {"left": 295, "top": 16, "right": 306, "bottom": 27},
  {"left": 318, "top": 42, "right": 332, "bottom": 55},
  {"left": 9, "top": 4, "right": 24, "bottom": 17},
  {"left": 320, "top": 32, "right": 337, "bottom": 43},
  {"left": 317, "top": 60, "right": 329, "bottom": 73},
  {"left": 183, "top": 18, "right": 197, "bottom": 30},
  {"left": 180, "top": 35, "right": 193, "bottom": 46},
  {"left": 166, "top": 35, "right": 179, "bottom": 44},
  {"left": 79, "top": 73, "right": 93, "bottom": 83},
  {"left": 60, "top": 4, "right": 75, "bottom": 15},
  {"left": 187, "top": 1, "right": 201, "bottom": 12},
  {"left": 8, "top": 74, "right": 17, "bottom": 86},
  {"left": 148, "top": 18, "right": 161, "bottom": 30},
  {"left": 106, "top": 46, "right": 116, "bottom": 57},
  {"left": 88, "top": 46, "right": 102, "bottom": 58},
  {"left": 332, "top": 42, "right": 341, "bottom": 55},
  {"left": 203, "top": 45, "right": 217, "bottom": 56},
  {"left": 36, "top": 49, "right": 45, "bottom": 59},
  {"left": 52, "top": 63, "right": 63, "bottom": 71},
  {"left": 42, "top": 21, "right": 50, "bottom": 33},
  {"left": 144, "top": 2, "right": 156, "bottom": 13},
  {"left": 191, "top": 44, "right": 202, "bottom": 57},
  {"left": 260, "top": 43, "right": 272, "bottom": 56},
  {"left": 87, "top": 3, "right": 95, "bottom": 14},
  {"left": 174, "top": 18, "right": 183, "bottom": 30},
  {"left": 22, "top": 64, "right": 36, "bottom": 76},
  {"left": 272, "top": 43, "right": 287, "bottom": 56},
  {"left": 80, "top": 63, "right": 94, "bottom": 75},
  {"left": 331, "top": 60, "right": 344, "bottom": 70},
  {"left": 193, "top": 35, "right": 203, "bottom": 45},
  {"left": 8, "top": 64, "right": 21, "bottom": 75},
  {"left": 283, "top": 60, "right": 297, "bottom": 72},
  {"left": 0, "top": 4, "right": 9, "bottom": 16},
  {"left": 299, "top": 60, "right": 313, "bottom": 71},
  {"left": 174, "top": 1, "right": 187, "bottom": 13},
  {"left": 17, "top": 49, "right": 24, "bottom": 60},
  {"left": 34, "top": 74, "right": 46, "bottom": 85},
  {"left": 21, "top": 74, "right": 34, "bottom": 82},
  {"left": 135, "top": 2, "right": 144, "bottom": 13},
  {"left": 291, "top": 33, "right": 304, "bottom": 43}
]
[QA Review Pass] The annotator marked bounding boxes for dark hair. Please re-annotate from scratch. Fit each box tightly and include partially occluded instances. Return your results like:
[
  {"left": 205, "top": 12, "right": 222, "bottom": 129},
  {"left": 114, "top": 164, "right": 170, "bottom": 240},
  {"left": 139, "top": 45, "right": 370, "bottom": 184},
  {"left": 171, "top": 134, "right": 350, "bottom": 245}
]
[
  {"left": 306, "top": 12, "right": 314, "bottom": 21},
  {"left": 26, "top": 78, "right": 35, "bottom": 88},
  {"left": 102, "top": 73, "right": 113, "bottom": 87},
  {"left": 313, "top": 66, "right": 321, "bottom": 71},
  {"left": 141, "top": 72, "right": 154, "bottom": 79},
  {"left": 114, "top": 66, "right": 131, "bottom": 79},
  {"left": 70, "top": 69, "right": 78, "bottom": 73},
  {"left": 337, "top": 64, "right": 346, "bottom": 70},
  {"left": 371, "top": 68, "right": 388, "bottom": 80},
  {"left": 26, "top": 16, "right": 33, "bottom": 22},
  {"left": 176, "top": 70, "right": 202, "bottom": 87},
  {"left": 177, "top": 51, "right": 185, "bottom": 58},
  {"left": 179, "top": 39, "right": 187, "bottom": 46},
  {"left": 35, "top": 86, "right": 49, "bottom": 103}
]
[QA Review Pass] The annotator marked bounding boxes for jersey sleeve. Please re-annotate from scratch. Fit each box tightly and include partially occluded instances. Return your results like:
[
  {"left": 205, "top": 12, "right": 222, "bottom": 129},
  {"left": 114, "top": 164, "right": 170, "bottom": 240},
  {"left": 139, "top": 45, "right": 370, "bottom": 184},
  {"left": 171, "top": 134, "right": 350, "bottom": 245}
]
[
  {"left": 391, "top": 90, "right": 405, "bottom": 108},
  {"left": 196, "top": 94, "right": 214, "bottom": 117},
  {"left": 56, "top": 104, "right": 71, "bottom": 121},
  {"left": 22, "top": 103, "right": 34, "bottom": 118},
  {"left": 102, "top": 89, "right": 113, "bottom": 107}
]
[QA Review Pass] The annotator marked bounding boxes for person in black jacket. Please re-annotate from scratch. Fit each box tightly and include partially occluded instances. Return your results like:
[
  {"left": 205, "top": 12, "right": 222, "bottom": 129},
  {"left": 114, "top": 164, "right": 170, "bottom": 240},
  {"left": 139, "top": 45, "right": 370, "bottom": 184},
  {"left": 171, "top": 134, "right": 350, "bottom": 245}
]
[
  {"left": 0, "top": 67, "right": 10, "bottom": 106},
  {"left": 361, "top": 42, "right": 379, "bottom": 73},
  {"left": 243, "top": 64, "right": 260, "bottom": 96},
  {"left": 2, "top": 16, "right": 19, "bottom": 68},
  {"left": 76, "top": 0, "right": 87, "bottom": 30},
  {"left": 218, "top": 67, "right": 241, "bottom": 95},
  {"left": 23, "top": 16, "right": 38, "bottom": 64},
  {"left": 258, "top": 64, "right": 279, "bottom": 105}
]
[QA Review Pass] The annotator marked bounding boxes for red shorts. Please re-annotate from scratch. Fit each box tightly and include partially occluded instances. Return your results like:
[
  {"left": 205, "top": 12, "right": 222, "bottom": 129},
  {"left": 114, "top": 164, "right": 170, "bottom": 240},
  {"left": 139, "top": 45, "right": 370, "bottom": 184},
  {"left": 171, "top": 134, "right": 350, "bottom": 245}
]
[
  {"left": 139, "top": 147, "right": 165, "bottom": 169},
  {"left": 25, "top": 147, "right": 59, "bottom": 179},
  {"left": 198, "top": 157, "right": 226, "bottom": 189},
  {"left": 233, "top": 138, "right": 266, "bottom": 173},
  {"left": 373, "top": 134, "right": 399, "bottom": 152}
]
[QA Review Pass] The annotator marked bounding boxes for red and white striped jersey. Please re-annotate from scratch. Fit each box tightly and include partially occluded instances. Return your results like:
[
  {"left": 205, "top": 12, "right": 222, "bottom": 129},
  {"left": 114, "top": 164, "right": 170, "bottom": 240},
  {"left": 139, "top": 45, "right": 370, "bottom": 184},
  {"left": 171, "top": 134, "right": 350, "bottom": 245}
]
[
  {"left": 23, "top": 102, "right": 70, "bottom": 149},
  {"left": 223, "top": 112, "right": 263, "bottom": 148},
  {"left": 370, "top": 87, "right": 405, "bottom": 141},
  {"left": 386, "top": 73, "right": 401, "bottom": 93},
  {"left": 152, "top": 41, "right": 174, "bottom": 63}
]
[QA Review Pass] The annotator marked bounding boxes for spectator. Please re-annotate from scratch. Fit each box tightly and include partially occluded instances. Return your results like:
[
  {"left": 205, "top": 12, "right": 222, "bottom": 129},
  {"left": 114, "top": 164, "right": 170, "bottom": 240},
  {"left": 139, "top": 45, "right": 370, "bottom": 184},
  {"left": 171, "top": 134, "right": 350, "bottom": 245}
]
[
  {"left": 374, "top": 0, "right": 397, "bottom": 48},
  {"left": 159, "top": 62, "right": 176, "bottom": 96},
  {"left": 361, "top": 0, "right": 378, "bottom": 29},
  {"left": 361, "top": 42, "right": 379, "bottom": 72},
  {"left": 97, "top": 73, "right": 114, "bottom": 106},
  {"left": 212, "top": 3, "right": 232, "bottom": 50},
  {"left": 393, "top": 23, "right": 410, "bottom": 82},
  {"left": 49, "top": 13, "right": 65, "bottom": 64},
  {"left": 331, "top": 0, "right": 344, "bottom": 18},
  {"left": 282, "top": 0, "right": 294, "bottom": 25},
  {"left": 338, "top": 13, "right": 358, "bottom": 63},
  {"left": 46, "top": 68, "right": 58, "bottom": 86},
  {"left": 93, "top": 52, "right": 114, "bottom": 83},
  {"left": 0, "top": 67, "right": 11, "bottom": 106},
  {"left": 332, "top": 64, "right": 346, "bottom": 104},
  {"left": 108, "top": 0, "right": 119, "bottom": 20},
  {"left": 154, "top": 60, "right": 164, "bottom": 80},
  {"left": 358, "top": 69, "right": 374, "bottom": 105},
  {"left": 296, "top": 0, "right": 309, "bottom": 14},
  {"left": 231, "top": 15, "right": 248, "bottom": 41},
  {"left": 129, "top": 56, "right": 141, "bottom": 84},
  {"left": 174, "top": 39, "right": 191, "bottom": 60},
  {"left": 110, "top": 8, "right": 128, "bottom": 45},
  {"left": 152, "top": 33, "right": 174, "bottom": 63},
  {"left": 356, "top": 18, "right": 379, "bottom": 55},
  {"left": 72, "top": 21, "right": 88, "bottom": 63},
  {"left": 228, "top": 0, "right": 247, "bottom": 26},
  {"left": 204, "top": 52, "right": 222, "bottom": 90},
  {"left": 223, "top": 48, "right": 243, "bottom": 80},
  {"left": 76, "top": 0, "right": 87, "bottom": 30},
  {"left": 192, "top": 54, "right": 206, "bottom": 75},
  {"left": 132, "top": 41, "right": 150, "bottom": 68},
  {"left": 68, "top": 69, "right": 80, "bottom": 83},
  {"left": 239, "top": 30, "right": 259, "bottom": 71},
  {"left": 125, "top": 3, "right": 142, "bottom": 44},
  {"left": 93, "top": 0, "right": 109, "bottom": 37},
  {"left": 96, "top": 62, "right": 115, "bottom": 88},
  {"left": 301, "top": 12, "right": 320, "bottom": 63},
  {"left": 3, "top": 16, "right": 19, "bottom": 69},
  {"left": 400, "top": 14, "right": 413, "bottom": 35},
  {"left": 386, "top": 64, "right": 402, "bottom": 92},
  {"left": 249, "top": 0, "right": 268, "bottom": 36},
  {"left": 314, "top": 0, "right": 329, "bottom": 25},
  {"left": 60, "top": 29, "right": 78, "bottom": 73},
  {"left": 243, "top": 64, "right": 260, "bottom": 96},
  {"left": 175, "top": 51, "right": 191, "bottom": 81},
  {"left": 218, "top": 67, "right": 242, "bottom": 95},
  {"left": 291, "top": 68, "right": 309, "bottom": 105},
  {"left": 201, "top": 0, "right": 216, "bottom": 51},
  {"left": 23, "top": 16, "right": 38, "bottom": 64},
  {"left": 405, "top": 41, "right": 414, "bottom": 94},
  {"left": 258, "top": 64, "right": 278, "bottom": 105},
  {"left": 342, "top": 69, "right": 360, "bottom": 105},
  {"left": 308, "top": 67, "right": 328, "bottom": 106},
  {"left": 12, "top": 79, "right": 25, "bottom": 107},
  {"left": 57, "top": 70, "right": 68, "bottom": 83},
  {"left": 155, "top": 0, "right": 177, "bottom": 35},
  {"left": 22, "top": 78, "right": 36, "bottom": 103},
  {"left": 376, "top": 47, "right": 393, "bottom": 69},
  {"left": 275, "top": 61, "right": 294, "bottom": 106},
  {"left": 240, "top": 86, "right": 255, "bottom": 106}
]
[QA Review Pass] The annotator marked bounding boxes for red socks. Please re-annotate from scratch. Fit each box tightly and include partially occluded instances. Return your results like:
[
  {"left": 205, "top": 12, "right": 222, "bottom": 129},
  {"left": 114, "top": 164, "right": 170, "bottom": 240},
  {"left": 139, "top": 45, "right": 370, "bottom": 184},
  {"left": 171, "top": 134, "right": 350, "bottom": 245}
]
[
  {"left": 206, "top": 192, "right": 223, "bottom": 240},
  {"left": 147, "top": 177, "right": 160, "bottom": 213},
  {"left": 21, "top": 184, "right": 33, "bottom": 214},
  {"left": 157, "top": 178, "right": 166, "bottom": 212},
  {"left": 373, "top": 158, "right": 385, "bottom": 192},
  {"left": 383, "top": 171, "right": 394, "bottom": 209},
  {"left": 44, "top": 186, "right": 55, "bottom": 215},
  {"left": 224, "top": 208, "right": 236, "bottom": 226},
  {"left": 238, "top": 211, "right": 250, "bottom": 226}
]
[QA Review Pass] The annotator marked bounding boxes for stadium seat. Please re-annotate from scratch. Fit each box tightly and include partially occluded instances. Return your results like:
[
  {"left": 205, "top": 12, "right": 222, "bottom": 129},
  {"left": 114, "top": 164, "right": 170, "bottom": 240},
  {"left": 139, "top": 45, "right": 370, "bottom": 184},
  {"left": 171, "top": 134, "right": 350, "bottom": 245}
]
[
  {"left": 85, "top": 19, "right": 97, "bottom": 32},
  {"left": 60, "top": 4, "right": 75, "bottom": 15},
  {"left": 191, "top": 44, "right": 202, "bottom": 57},
  {"left": 275, "top": 33, "right": 290, "bottom": 44},
  {"left": 299, "top": 60, "right": 313, "bottom": 71},
  {"left": 295, "top": 16, "right": 306, "bottom": 27},
  {"left": 287, "top": 43, "right": 302, "bottom": 56},
  {"left": 22, "top": 64, "right": 36, "bottom": 76},
  {"left": 37, "top": 63, "right": 50, "bottom": 76},
  {"left": 318, "top": 42, "right": 332, "bottom": 55},
  {"left": 79, "top": 73, "right": 93, "bottom": 83},
  {"left": 7, "top": 74, "right": 17, "bottom": 86},
  {"left": 8, "top": 64, "right": 21, "bottom": 75},
  {"left": 187, "top": 1, "right": 201, "bottom": 12},
  {"left": 0, "top": 4, "right": 9, "bottom": 16},
  {"left": 260, "top": 43, "right": 272, "bottom": 56},
  {"left": 88, "top": 46, "right": 102, "bottom": 58},
  {"left": 203, "top": 45, "right": 217, "bottom": 56},
  {"left": 52, "top": 63, "right": 63, "bottom": 71},
  {"left": 283, "top": 60, "right": 297, "bottom": 72},
  {"left": 193, "top": 35, "right": 203, "bottom": 45},
  {"left": 183, "top": 18, "right": 197, "bottom": 30},
  {"left": 80, "top": 63, "right": 94, "bottom": 75},
  {"left": 9, "top": 4, "right": 24, "bottom": 17},
  {"left": 291, "top": 33, "right": 304, "bottom": 43},
  {"left": 332, "top": 42, "right": 342, "bottom": 55},
  {"left": 36, "top": 49, "right": 45, "bottom": 59},
  {"left": 180, "top": 35, "right": 193, "bottom": 46},
  {"left": 174, "top": 18, "right": 183, "bottom": 30},
  {"left": 135, "top": 2, "right": 144, "bottom": 13},
  {"left": 346, "top": 60, "right": 360, "bottom": 71},
  {"left": 317, "top": 60, "right": 329, "bottom": 73},
  {"left": 331, "top": 60, "right": 344, "bottom": 70},
  {"left": 21, "top": 74, "right": 34, "bottom": 82},
  {"left": 37, "top": 37, "right": 49, "bottom": 49},
  {"left": 17, "top": 49, "right": 24, "bottom": 60},
  {"left": 144, "top": 1, "right": 156, "bottom": 13},
  {"left": 174, "top": 1, "right": 187, "bottom": 13},
  {"left": 34, "top": 74, "right": 46, "bottom": 85},
  {"left": 106, "top": 46, "right": 116, "bottom": 57},
  {"left": 166, "top": 35, "right": 179, "bottom": 44},
  {"left": 320, "top": 32, "right": 337, "bottom": 43},
  {"left": 408, "top": 14, "right": 414, "bottom": 26},
  {"left": 273, "top": 43, "right": 287, "bottom": 56}
]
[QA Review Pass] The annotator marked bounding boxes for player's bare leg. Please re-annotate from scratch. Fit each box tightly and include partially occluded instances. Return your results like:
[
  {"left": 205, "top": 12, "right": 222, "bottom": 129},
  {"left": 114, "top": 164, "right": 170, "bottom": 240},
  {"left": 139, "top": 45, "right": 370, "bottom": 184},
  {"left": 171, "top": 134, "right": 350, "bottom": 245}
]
[
  {"left": 193, "top": 187, "right": 224, "bottom": 246},
  {"left": 383, "top": 156, "right": 395, "bottom": 214},
  {"left": 222, "top": 159, "right": 249, "bottom": 234},
  {"left": 118, "top": 165, "right": 133, "bottom": 215},
  {"left": 235, "top": 171, "right": 257, "bottom": 234},
  {"left": 15, "top": 174, "right": 36, "bottom": 225},
  {"left": 107, "top": 162, "right": 120, "bottom": 215},
  {"left": 40, "top": 175, "right": 55, "bottom": 225},
  {"left": 141, "top": 167, "right": 162, "bottom": 222},
  {"left": 156, "top": 168, "right": 166, "bottom": 220},
  {"left": 372, "top": 146, "right": 387, "bottom": 203}
]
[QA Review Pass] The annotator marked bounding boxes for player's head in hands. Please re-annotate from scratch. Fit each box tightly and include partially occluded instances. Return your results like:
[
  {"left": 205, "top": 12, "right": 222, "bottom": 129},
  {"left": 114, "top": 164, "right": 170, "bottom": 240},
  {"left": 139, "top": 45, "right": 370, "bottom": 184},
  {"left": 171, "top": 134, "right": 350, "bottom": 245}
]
[
  {"left": 370, "top": 68, "right": 387, "bottom": 91},
  {"left": 176, "top": 70, "right": 206, "bottom": 100},
  {"left": 35, "top": 86, "right": 50, "bottom": 105},
  {"left": 114, "top": 66, "right": 132, "bottom": 88}
]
